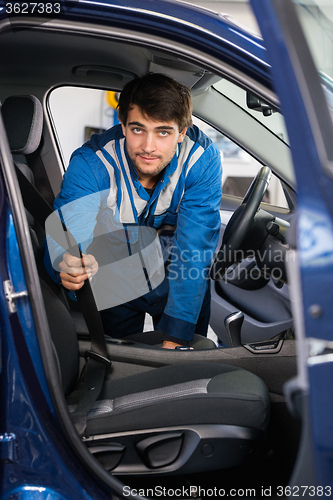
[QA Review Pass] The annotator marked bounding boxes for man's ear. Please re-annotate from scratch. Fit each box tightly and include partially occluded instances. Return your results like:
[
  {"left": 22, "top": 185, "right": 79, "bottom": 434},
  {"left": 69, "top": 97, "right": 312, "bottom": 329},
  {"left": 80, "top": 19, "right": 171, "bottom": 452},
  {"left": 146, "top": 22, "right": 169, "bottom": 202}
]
[
  {"left": 178, "top": 127, "right": 188, "bottom": 143},
  {"left": 120, "top": 120, "right": 126, "bottom": 136}
]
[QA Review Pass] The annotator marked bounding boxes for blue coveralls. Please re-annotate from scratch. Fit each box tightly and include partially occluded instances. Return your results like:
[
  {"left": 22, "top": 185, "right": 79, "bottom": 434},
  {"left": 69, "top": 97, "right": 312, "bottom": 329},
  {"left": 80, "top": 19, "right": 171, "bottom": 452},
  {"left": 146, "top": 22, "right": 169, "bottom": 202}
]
[{"left": 44, "top": 124, "right": 222, "bottom": 344}]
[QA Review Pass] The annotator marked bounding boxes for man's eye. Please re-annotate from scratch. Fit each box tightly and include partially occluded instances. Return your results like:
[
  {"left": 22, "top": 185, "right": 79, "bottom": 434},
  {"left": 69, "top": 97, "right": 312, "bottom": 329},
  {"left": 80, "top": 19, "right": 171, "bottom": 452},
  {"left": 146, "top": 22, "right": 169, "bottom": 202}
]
[
  {"left": 159, "top": 131, "right": 169, "bottom": 137},
  {"left": 133, "top": 128, "right": 142, "bottom": 134}
]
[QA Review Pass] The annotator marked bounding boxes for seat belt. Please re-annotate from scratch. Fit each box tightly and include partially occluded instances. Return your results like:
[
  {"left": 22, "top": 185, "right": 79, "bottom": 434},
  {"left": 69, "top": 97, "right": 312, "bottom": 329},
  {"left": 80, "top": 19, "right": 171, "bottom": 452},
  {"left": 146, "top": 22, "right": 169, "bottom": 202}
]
[
  {"left": 26, "top": 145, "right": 55, "bottom": 207},
  {"left": 15, "top": 164, "right": 111, "bottom": 435}
]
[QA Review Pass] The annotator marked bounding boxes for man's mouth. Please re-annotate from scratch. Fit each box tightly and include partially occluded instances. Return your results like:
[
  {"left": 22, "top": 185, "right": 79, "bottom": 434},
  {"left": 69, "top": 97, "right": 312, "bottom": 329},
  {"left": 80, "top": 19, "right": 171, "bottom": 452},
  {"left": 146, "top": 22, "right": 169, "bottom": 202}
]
[{"left": 138, "top": 154, "right": 160, "bottom": 163}]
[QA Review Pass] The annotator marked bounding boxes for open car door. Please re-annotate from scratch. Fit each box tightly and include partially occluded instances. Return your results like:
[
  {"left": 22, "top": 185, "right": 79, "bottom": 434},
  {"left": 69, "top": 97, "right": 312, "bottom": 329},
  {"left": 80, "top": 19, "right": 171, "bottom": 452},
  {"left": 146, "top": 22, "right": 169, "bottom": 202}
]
[{"left": 251, "top": 0, "right": 333, "bottom": 490}]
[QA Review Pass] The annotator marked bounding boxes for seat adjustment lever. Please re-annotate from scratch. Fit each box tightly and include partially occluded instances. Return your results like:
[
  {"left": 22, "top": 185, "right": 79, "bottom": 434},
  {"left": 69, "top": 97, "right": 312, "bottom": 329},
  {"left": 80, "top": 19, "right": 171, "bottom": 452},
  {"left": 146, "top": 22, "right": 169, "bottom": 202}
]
[{"left": 224, "top": 311, "right": 244, "bottom": 347}]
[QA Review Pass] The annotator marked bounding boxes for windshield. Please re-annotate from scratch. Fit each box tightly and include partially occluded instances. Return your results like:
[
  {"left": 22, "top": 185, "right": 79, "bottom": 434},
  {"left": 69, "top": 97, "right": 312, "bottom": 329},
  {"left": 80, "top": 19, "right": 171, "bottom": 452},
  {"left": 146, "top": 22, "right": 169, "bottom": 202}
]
[
  {"left": 294, "top": 0, "right": 333, "bottom": 78},
  {"left": 213, "top": 78, "right": 289, "bottom": 145},
  {"left": 292, "top": 0, "right": 333, "bottom": 113},
  {"left": 204, "top": 0, "right": 333, "bottom": 121},
  {"left": 293, "top": 0, "right": 333, "bottom": 118},
  {"left": 232, "top": 0, "right": 333, "bottom": 120}
]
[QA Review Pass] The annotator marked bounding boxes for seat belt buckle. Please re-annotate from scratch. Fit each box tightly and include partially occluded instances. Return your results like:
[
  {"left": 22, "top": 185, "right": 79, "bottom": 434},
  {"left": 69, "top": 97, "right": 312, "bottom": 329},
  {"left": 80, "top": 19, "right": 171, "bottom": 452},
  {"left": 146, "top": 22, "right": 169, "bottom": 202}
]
[{"left": 84, "top": 350, "right": 111, "bottom": 368}]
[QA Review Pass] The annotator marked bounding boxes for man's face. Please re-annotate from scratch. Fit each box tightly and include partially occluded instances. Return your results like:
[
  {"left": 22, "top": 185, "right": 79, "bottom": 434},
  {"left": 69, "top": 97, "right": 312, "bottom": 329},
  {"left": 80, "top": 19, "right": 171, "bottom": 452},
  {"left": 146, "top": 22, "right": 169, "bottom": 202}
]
[{"left": 120, "top": 104, "right": 187, "bottom": 185}]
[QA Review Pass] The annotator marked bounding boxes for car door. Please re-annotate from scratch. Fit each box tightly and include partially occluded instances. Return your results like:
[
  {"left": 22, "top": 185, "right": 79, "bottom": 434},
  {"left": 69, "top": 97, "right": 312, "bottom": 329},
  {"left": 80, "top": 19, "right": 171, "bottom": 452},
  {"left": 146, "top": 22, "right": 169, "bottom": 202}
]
[
  {"left": 1, "top": 0, "right": 332, "bottom": 495},
  {"left": 251, "top": 0, "right": 333, "bottom": 490}
]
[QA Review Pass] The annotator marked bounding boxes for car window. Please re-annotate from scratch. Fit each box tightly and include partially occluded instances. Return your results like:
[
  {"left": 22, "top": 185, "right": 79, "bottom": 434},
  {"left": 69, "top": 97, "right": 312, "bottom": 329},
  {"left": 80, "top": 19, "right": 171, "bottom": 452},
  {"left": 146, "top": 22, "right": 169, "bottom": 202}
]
[
  {"left": 48, "top": 86, "right": 117, "bottom": 167},
  {"left": 213, "top": 79, "right": 289, "bottom": 145},
  {"left": 193, "top": 116, "right": 289, "bottom": 209}
]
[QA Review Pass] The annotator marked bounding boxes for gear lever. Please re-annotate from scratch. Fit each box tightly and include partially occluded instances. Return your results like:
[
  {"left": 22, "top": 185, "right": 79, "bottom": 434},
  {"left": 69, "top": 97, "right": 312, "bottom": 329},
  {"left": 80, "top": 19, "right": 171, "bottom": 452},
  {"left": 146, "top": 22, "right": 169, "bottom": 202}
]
[{"left": 224, "top": 311, "right": 244, "bottom": 347}]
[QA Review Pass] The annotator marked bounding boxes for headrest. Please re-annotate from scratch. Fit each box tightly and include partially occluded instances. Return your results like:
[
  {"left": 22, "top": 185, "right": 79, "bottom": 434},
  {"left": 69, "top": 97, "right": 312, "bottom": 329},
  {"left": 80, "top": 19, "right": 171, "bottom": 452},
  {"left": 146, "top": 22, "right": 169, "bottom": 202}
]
[{"left": 1, "top": 95, "right": 43, "bottom": 155}]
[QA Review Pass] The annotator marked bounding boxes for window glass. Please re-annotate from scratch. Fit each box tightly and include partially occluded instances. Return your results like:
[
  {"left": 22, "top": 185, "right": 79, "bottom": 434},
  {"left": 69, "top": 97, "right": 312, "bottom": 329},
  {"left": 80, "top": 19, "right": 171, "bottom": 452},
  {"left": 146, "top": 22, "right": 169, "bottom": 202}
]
[
  {"left": 48, "top": 86, "right": 119, "bottom": 167},
  {"left": 193, "top": 116, "right": 289, "bottom": 209},
  {"left": 213, "top": 79, "right": 289, "bottom": 145},
  {"left": 293, "top": 1, "right": 333, "bottom": 114},
  {"left": 293, "top": 0, "right": 333, "bottom": 80}
]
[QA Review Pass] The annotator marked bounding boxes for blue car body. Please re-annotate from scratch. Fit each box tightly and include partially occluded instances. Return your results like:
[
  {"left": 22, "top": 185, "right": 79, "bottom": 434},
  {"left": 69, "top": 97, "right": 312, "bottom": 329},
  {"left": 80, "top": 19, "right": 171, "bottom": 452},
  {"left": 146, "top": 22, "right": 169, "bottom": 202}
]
[{"left": 0, "top": 0, "right": 333, "bottom": 497}]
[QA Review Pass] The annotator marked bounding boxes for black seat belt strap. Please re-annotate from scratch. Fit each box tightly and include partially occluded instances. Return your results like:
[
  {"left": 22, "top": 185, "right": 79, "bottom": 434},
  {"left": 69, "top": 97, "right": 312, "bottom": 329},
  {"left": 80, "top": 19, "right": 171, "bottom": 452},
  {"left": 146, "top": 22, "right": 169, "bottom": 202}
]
[
  {"left": 26, "top": 147, "right": 55, "bottom": 207},
  {"left": 57, "top": 209, "right": 109, "bottom": 362},
  {"left": 69, "top": 357, "right": 109, "bottom": 435},
  {"left": 16, "top": 162, "right": 52, "bottom": 226}
]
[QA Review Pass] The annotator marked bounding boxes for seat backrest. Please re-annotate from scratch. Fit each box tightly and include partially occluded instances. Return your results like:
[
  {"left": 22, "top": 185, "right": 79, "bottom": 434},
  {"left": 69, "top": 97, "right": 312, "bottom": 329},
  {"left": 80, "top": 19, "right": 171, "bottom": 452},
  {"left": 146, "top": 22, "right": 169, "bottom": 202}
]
[
  {"left": 2, "top": 95, "right": 45, "bottom": 242},
  {"left": 2, "top": 94, "right": 55, "bottom": 207},
  {"left": 2, "top": 95, "right": 61, "bottom": 290},
  {"left": 2, "top": 95, "right": 43, "bottom": 156},
  {"left": 2, "top": 95, "right": 80, "bottom": 393}
]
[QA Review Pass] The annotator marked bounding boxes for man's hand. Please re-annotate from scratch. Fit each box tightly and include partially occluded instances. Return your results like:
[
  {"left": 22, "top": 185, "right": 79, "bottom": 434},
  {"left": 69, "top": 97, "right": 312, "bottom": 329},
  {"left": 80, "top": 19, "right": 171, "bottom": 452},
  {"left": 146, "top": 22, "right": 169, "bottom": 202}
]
[
  {"left": 162, "top": 340, "right": 193, "bottom": 350},
  {"left": 59, "top": 252, "right": 98, "bottom": 291}
]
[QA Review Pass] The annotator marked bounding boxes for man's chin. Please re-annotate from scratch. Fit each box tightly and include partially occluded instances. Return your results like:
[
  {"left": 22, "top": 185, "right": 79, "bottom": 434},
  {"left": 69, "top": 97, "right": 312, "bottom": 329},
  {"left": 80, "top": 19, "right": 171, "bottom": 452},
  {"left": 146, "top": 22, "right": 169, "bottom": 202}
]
[{"left": 133, "top": 160, "right": 165, "bottom": 177}]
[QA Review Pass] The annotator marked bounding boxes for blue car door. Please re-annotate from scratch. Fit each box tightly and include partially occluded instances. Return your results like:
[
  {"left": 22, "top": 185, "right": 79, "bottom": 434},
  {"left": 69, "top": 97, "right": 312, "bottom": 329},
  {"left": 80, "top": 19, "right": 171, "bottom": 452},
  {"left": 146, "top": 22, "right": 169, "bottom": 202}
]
[{"left": 251, "top": 0, "right": 333, "bottom": 491}]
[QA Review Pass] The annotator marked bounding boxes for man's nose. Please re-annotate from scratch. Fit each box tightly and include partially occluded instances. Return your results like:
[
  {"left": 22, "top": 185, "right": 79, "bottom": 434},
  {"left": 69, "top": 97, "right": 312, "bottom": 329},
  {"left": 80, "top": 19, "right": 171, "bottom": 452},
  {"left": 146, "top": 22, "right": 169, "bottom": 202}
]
[{"left": 142, "top": 133, "right": 156, "bottom": 153}]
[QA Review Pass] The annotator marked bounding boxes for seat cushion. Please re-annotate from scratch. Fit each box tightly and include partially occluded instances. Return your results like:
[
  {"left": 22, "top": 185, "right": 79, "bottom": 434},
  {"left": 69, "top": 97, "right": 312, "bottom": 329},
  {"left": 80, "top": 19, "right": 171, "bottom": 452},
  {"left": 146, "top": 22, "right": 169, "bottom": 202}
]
[
  {"left": 124, "top": 330, "right": 216, "bottom": 349},
  {"left": 84, "top": 362, "right": 270, "bottom": 437}
]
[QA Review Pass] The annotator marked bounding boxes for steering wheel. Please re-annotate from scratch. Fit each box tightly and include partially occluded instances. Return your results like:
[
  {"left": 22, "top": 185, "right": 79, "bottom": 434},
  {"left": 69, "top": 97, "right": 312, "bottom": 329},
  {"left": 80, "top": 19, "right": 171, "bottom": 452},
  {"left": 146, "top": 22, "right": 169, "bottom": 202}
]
[{"left": 211, "top": 166, "right": 272, "bottom": 280}]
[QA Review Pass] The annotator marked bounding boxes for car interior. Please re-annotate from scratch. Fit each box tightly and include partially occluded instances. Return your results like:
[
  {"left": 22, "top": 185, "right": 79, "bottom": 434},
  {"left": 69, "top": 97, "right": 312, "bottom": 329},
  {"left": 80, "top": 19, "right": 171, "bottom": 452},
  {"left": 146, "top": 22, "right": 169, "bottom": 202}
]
[{"left": 0, "top": 15, "right": 301, "bottom": 494}]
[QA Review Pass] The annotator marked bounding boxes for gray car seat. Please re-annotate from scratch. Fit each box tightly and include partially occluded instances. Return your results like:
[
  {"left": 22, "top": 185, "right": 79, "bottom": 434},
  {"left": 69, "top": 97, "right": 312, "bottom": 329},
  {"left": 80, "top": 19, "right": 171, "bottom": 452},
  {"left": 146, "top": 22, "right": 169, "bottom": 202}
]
[
  {"left": 1, "top": 94, "right": 271, "bottom": 475},
  {"left": 42, "top": 277, "right": 270, "bottom": 474}
]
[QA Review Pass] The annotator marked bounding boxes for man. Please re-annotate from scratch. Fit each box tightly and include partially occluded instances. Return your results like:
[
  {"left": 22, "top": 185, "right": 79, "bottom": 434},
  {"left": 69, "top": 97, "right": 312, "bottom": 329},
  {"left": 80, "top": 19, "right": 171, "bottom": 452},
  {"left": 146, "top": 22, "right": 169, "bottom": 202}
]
[{"left": 44, "top": 73, "right": 222, "bottom": 349}]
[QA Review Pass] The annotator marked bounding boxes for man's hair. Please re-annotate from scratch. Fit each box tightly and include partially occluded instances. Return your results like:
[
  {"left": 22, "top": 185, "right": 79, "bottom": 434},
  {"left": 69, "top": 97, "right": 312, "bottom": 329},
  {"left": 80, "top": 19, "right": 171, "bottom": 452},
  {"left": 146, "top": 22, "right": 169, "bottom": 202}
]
[{"left": 117, "top": 73, "right": 193, "bottom": 131}]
